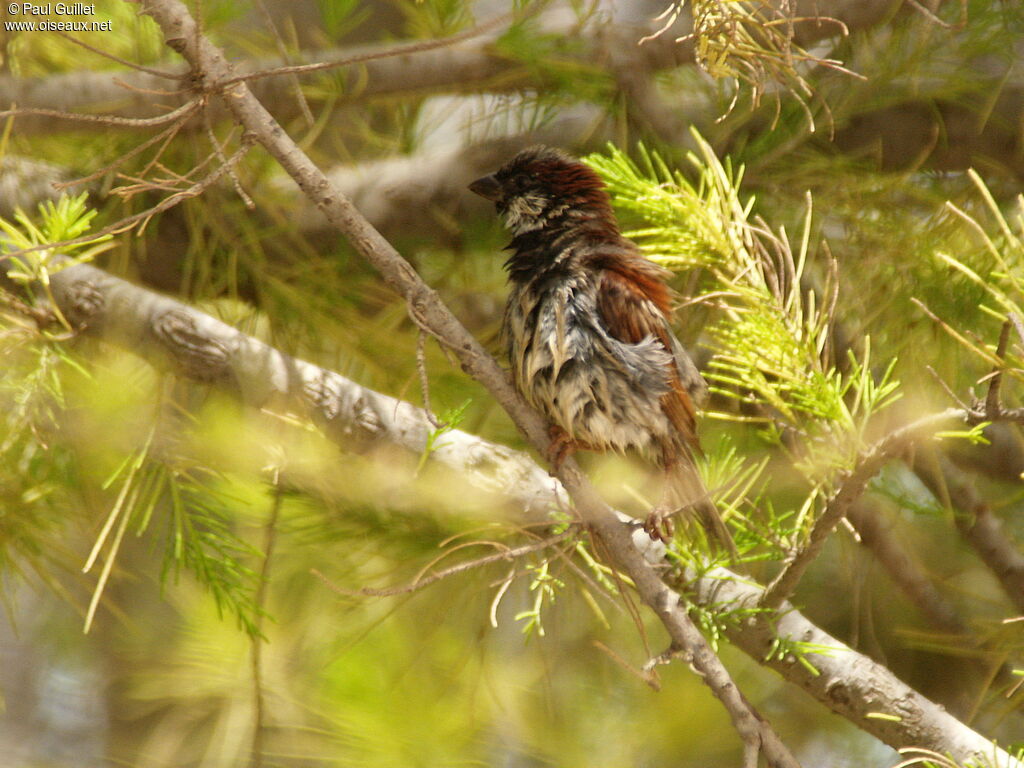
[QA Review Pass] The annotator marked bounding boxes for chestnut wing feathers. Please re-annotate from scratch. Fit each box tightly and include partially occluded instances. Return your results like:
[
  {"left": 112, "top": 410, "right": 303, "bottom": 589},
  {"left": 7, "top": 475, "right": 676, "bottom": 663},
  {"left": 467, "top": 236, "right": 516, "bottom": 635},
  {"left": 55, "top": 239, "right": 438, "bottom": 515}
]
[{"left": 595, "top": 261, "right": 705, "bottom": 451}]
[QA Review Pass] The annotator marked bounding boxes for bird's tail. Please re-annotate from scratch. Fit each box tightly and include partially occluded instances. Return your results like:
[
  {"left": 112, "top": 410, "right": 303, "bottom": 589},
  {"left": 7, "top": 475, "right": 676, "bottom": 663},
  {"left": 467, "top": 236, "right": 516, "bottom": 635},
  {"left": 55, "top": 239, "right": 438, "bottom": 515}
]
[{"left": 666, "top": 461, "right": 738, "bottom": 559}]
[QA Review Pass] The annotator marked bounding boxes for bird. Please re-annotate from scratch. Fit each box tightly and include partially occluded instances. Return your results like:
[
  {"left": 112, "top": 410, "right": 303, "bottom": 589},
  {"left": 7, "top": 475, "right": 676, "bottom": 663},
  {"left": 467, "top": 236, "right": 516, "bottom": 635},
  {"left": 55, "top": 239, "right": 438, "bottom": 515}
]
[{"left": 468, "top": 146, "right": 734, "bottom": 553}]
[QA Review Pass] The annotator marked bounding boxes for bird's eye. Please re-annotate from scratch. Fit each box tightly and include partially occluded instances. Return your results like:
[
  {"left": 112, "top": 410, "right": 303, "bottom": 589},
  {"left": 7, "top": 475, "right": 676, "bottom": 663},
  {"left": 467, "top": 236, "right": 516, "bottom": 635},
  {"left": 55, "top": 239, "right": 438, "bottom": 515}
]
[{"left": 510, "top": 176, "right": 539, "bottom": 197}]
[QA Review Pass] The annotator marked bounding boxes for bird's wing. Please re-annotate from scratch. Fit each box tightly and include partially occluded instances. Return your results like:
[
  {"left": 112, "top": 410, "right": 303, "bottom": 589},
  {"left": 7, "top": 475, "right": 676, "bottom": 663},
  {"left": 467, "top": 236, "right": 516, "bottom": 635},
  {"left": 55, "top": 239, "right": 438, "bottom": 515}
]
[{"left": 594, "top": 255, "right": 704, "bottom": 451}]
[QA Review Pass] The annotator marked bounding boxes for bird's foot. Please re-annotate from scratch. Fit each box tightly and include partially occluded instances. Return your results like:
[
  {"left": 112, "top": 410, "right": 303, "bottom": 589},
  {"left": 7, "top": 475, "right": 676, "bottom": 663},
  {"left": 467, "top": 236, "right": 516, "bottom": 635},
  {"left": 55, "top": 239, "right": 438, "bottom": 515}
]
[
  {"left": 644, "top": 506, "right": 676, "bottom": 542},
  {"left": 546, "top": 425, "right": 577, "bottom": 473}
]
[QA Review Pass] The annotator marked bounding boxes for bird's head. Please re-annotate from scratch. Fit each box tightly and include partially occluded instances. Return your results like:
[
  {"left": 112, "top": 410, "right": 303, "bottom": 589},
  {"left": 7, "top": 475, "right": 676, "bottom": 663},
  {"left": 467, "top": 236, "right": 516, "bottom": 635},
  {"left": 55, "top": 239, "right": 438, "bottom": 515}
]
[{"left": 469, "top": 146, "right": 616, "bottom": 237}]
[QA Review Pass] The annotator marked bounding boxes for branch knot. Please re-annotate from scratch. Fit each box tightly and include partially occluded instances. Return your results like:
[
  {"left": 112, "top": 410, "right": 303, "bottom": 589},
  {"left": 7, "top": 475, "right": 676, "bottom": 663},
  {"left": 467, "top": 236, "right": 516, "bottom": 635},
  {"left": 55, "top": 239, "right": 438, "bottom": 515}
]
[
  {"left": 152, "top": 308, "right": 230, "bottom": 382},
  {"left": 63, "top": 279, "right": 104, "bottom": 327}
]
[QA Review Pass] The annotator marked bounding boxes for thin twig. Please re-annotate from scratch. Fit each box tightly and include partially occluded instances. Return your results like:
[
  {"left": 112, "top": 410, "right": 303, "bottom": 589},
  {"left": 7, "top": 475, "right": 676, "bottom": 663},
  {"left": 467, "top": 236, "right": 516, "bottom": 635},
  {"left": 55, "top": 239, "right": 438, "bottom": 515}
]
[
  {"left": 312, "top": 528, "right": 576, "bottom": 598},
  {"left": 925, "top": 364, "right": 971, "bottom": 411},
  {"left": 2, "top": 137, "right": 254, "bottom": 264},
  {"left": 905, "top": 0, "right": 968, "bottom": 30},
  {"left": 594, "top": 640, "right": 661, "bottom": 691},
  {"left": 112, "top": 175, "right": 184, "bottom": 195},
  {"left": 204, "top": 114, "right": 254, "bottom": 209},
  {"left": 984, "top": 319, "right": 1012, "bottom": 419},
  {"left": 53, "top": 103, "right": 201, "bottom": 190},
  {"left": 54, "top": 30, "right": 179, "bottom": 78},
  {"left": 141, "top": 127, "right": 232, "bottom": 186},
  {"left": 0, "top": 99, "right": 200, "bottom": 129},
  {"left": 111, "top": 76, "right": 188, "bottom": 97},
  {"left": 251, "top": 0, "right": 314, "bottom": 127},
  {"left": 416, "top": 328, "right": 443, "bottom": 429},
  {"left": 220, "top": 14, "right": 512, "bottom": 88}
]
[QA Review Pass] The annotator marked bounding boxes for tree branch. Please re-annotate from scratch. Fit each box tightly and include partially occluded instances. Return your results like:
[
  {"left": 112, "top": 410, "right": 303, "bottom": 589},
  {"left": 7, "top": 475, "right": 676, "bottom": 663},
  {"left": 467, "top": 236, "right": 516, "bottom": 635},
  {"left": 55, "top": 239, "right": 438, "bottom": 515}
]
[
  {"left": 0, "top": 156, "right": 70, "bottom": 217},
  {"left": 39, "top": 260, "right": 566, "bottom": 523},
  {"left": 17, "top": 254, "right": 1019, "bottom": 766},
  {"left": 690, "top": 564, "right": 1022, "bottom": 767},
  {"left": 950, "top": 422, "right": 1024, "bottom": 485}
]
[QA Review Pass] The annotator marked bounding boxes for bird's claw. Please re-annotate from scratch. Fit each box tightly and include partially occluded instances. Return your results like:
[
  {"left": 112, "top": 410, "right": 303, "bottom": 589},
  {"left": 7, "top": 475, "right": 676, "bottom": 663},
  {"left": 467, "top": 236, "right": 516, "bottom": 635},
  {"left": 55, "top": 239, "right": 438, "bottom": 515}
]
[
  {"left": 546, "top": 425, "right": 576, "bottom": 473},
  {"left": 644, "top": 507, "right": 676, "bottom": 542}
]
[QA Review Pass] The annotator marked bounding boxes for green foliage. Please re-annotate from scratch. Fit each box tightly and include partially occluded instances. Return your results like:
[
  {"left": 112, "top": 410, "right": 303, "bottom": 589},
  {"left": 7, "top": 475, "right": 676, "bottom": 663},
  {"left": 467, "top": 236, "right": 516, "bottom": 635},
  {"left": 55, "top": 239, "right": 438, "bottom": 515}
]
[
  {"left": 161, "top": 472, "right": 265, "bottom": 634},
  {"left": 762, "top": 633, "right": 836, "bottom": 678},
  {"left": 314, "top": 0, "right": 368, "bottom": 40},
  {"left": 4, "top": 0, "right": 166, "bottom": 76},
  {"left": 686, "top": 590, "right": 837, "bottom": 672},
  {"left": 0, "top": 192, "right": 114, "bottom": 332},
  {"left": 692, "top": 435, "right": 776, "bottom": 555},
  {"left": 589, "top": 137, "right": 903, "bottom": 437},
  {"left": 834, "top": 1, "right": 1023, "bottom": 113},
  {"left": 82, "top": 419, "right": 263, "bottom": 636},
  {"left": 0, "top": 192, "right": 113, "bottom": 282},
  {"left": 721, "top": 3, "right": 1024, "bottom": 175},
  {"left": 587, "top": 137, "right": 904, "bottom": 551},
  {"left": 586, "top": 141, "right": 740, "bottom": 271},
  {"left": 496, "top": 11, "right": 614, "bottom": 105},
  {"left": 416, "top": 397, "right": 472, "bottom": 474},
  {"left": 0, "top": 199, "right": 268, "bottom": 637},
  {"left": 924, "top": 172, "right": 1024, "bottom": 382},
  {"left": 687, "top": 598, "right": 767, "bottom": 653},
  {"left": 0, "top": 200, "right": 111, "bottom": 606},
  {"left": 514, "top": 558, "right": 564, "bottom": 637},
  {"left": 894, "top": 745, "right": 1024, "bottom": 768},
  {"left": 0, "top": 340, "right": 82, "bottom": 600},
  {"left": 396, "top": 0, "right": 474, "bottom": 38}
]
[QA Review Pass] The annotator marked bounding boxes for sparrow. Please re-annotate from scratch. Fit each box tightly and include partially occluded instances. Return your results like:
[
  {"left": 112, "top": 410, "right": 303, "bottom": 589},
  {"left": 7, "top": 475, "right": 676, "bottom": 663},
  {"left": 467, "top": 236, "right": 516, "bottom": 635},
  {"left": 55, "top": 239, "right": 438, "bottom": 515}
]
[{"left": 469, "top": 146, "right": 734, "bottom": 552}]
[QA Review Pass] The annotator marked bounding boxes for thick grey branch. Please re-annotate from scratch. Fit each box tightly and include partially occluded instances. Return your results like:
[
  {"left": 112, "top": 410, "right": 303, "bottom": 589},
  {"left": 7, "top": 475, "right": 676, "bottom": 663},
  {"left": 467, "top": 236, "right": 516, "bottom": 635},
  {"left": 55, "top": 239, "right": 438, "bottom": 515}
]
[
  {"left": 0, "top": 156, "right": 70, "bottom": 217},
  {"left": 274, "top": 113, "right": 610, "bottom": 243},
  {"left": 29, "top": 253, "right": 1019, "bottom": 766},
  {"left": 692, "top": 566, "right": 1022, "bottom": 768},
  {"left": 44, "top": 261, "right": 564, "bottom": 524},
  {"left": 951, "top": 423, "right": 1024, "bottom": 485}
]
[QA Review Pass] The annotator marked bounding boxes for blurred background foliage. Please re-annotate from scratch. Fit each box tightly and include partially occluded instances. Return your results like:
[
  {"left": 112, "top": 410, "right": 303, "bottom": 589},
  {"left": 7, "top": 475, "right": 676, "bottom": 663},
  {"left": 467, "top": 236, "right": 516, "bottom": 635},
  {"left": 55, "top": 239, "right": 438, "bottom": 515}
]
[{"left": 0, "top": 0, "right": 1022, "bottom": 766}]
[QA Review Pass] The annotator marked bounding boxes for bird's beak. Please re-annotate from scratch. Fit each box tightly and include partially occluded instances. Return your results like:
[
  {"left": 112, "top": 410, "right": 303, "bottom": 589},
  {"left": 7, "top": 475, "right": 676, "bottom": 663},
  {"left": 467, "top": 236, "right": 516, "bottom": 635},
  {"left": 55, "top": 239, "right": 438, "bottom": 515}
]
[{"left": 468, "top": 174, "right": 502, "bottom": 202}]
